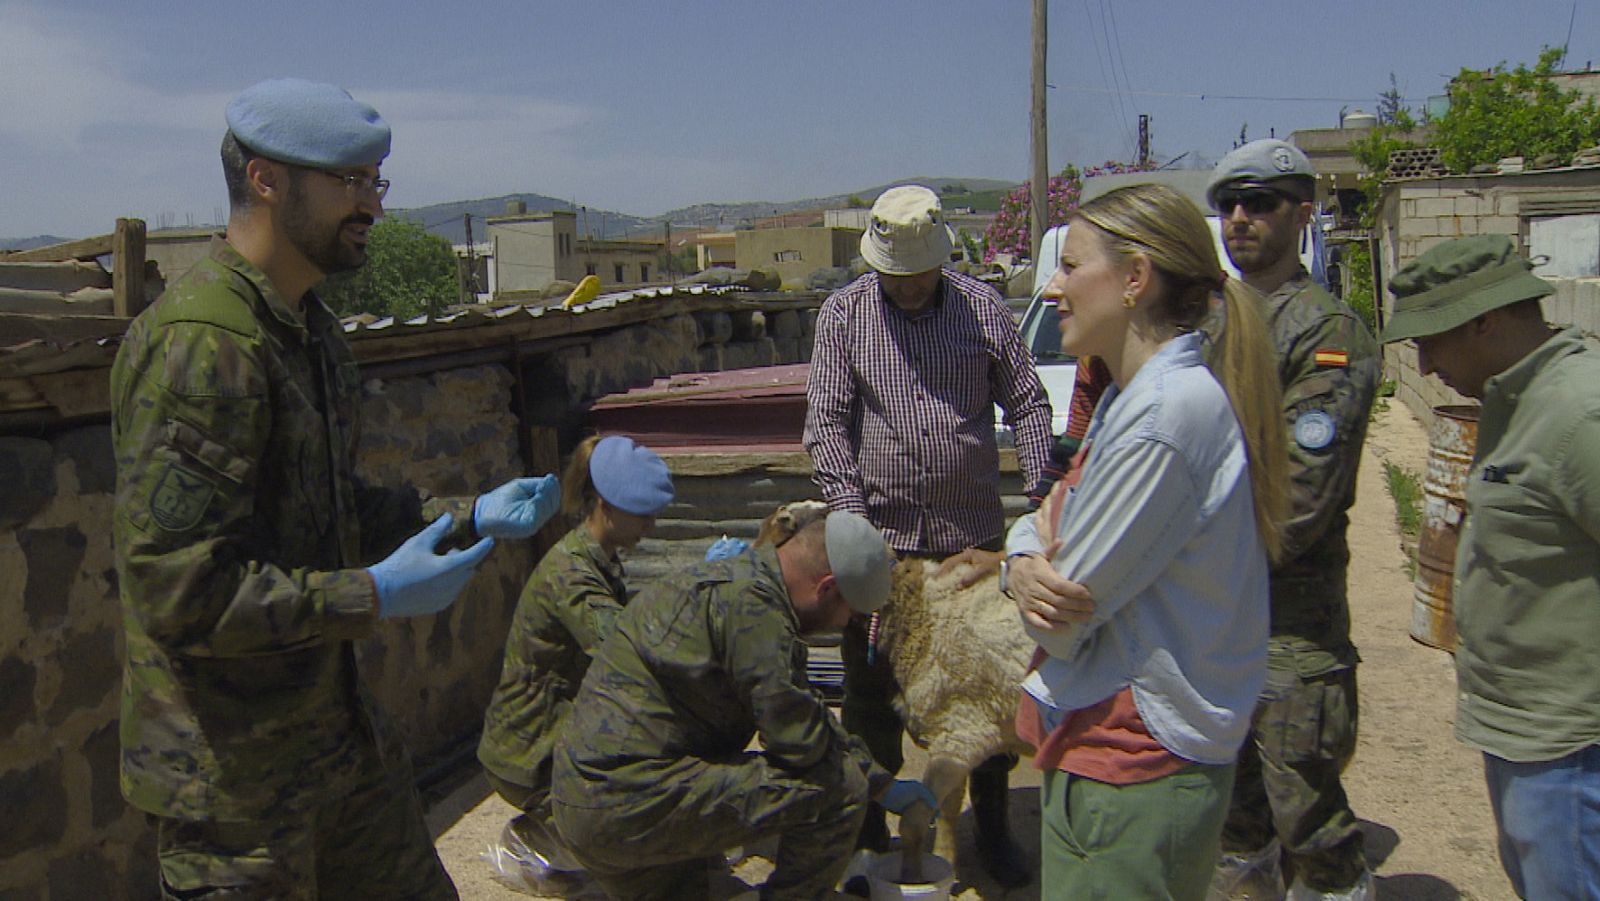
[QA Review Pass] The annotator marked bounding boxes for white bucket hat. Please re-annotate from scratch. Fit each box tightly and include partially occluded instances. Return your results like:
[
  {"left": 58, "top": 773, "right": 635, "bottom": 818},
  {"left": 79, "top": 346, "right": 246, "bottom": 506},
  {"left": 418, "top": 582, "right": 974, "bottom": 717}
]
[{"left": 859, "top": 185, "right": 955, "bottom": 276}]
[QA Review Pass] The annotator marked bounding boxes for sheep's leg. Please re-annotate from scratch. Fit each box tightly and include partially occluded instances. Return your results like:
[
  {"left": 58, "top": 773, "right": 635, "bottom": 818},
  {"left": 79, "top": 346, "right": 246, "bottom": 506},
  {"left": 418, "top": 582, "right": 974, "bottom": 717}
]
[
  {"left": 923, "top": 756, "right": 971, "bottom": 870},
  {"left": 897, "top": 807, "right": 930, "bottom": 883}
]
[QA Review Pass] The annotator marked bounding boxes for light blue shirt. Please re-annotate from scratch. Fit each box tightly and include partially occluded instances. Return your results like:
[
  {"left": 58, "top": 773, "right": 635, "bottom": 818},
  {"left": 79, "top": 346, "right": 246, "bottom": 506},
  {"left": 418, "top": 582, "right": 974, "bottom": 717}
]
[{"left": 1006, "top": 332, "right": 1268, "bottom": 764}]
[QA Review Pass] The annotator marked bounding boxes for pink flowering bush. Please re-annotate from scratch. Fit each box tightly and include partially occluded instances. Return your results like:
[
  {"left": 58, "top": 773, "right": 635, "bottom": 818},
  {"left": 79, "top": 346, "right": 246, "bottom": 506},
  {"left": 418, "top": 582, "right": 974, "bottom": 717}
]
[{"left": 984, "top": 161, "right": 1154, "bottom": 262}]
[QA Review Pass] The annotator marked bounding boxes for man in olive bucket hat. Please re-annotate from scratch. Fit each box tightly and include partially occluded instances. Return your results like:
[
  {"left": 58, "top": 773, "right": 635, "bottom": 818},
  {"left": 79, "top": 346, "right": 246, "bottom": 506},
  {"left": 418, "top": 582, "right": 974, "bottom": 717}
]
[{"left": 1381, "top": 233, "right": 1600, "bottom": 899}]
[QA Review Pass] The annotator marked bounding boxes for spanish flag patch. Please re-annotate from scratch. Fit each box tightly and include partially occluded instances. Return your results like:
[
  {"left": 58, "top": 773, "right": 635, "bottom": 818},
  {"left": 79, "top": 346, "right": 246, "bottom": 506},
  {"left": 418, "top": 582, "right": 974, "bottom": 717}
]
[{"left": 1314, "top": 349, "right": 1349, "bottom": 367}]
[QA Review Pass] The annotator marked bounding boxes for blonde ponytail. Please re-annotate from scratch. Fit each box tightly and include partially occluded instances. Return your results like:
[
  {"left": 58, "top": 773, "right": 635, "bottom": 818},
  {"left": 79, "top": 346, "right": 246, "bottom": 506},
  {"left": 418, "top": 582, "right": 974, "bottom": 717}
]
[{"left": 1211, "top": 279, "right": 1289, "bottom": 562}]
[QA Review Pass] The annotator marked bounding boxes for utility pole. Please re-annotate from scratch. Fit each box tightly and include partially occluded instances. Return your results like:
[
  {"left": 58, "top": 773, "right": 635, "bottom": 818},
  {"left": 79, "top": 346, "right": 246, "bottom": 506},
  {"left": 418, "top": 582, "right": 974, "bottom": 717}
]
[
  {"left": 463, "top": 213, "right": 479, "bottom": 301},
  {"left": 1030, "top": 0, "right": 1048, "bottom": 264},
  {"left": 1137, "top": 114, "right": 1150, "bottom": 168},
  {"left": 663, "top": 220, "right": 672, "bottom": 281}
]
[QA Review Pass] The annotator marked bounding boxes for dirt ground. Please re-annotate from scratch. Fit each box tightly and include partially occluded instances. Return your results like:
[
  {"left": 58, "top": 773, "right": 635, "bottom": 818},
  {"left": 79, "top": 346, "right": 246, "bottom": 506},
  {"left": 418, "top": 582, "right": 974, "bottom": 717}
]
[{"left": 426, "top": 402, "right": 1516, "bottom": 900}]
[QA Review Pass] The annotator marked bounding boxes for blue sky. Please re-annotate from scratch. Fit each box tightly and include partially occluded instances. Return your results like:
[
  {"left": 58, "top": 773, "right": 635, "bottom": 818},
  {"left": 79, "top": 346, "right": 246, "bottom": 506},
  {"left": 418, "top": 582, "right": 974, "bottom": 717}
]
[{"left": 1, "top": 0, "right": 1591, "bottom": 238}]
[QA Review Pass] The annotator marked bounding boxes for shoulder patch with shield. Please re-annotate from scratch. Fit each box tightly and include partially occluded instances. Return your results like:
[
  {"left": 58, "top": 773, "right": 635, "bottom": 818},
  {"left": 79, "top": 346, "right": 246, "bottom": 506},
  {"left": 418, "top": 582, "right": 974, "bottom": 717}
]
[{"left": 150, "top": 462, "right": 217, "bottom": 532}]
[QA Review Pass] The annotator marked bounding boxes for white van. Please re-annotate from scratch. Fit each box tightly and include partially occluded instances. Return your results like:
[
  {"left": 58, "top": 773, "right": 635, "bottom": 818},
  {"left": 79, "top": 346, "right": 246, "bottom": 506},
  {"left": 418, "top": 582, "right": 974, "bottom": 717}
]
[{"left": 1001, "top": 171, "right": 1329, "bottom": 443}]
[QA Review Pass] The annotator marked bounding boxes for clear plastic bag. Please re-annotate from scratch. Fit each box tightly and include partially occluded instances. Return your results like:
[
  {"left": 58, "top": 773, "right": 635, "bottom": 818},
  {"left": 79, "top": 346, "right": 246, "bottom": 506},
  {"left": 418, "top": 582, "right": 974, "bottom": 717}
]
[{"left": 482, "top": 820, "right": 606, "bottom": 898}]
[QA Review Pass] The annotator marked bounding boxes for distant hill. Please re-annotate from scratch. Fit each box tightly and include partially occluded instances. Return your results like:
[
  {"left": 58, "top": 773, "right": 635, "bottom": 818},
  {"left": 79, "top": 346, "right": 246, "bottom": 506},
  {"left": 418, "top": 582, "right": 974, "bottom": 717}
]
[
  {"left": 0, "top": 235, "right": 72, "bottom": 252},
  {"left": 390, "top": 194, "right": 653, "bottom": 245},
  {"left": 656, "top": 176, "right": 1018, "bottom": 230},
  {"left": 397, "top": 177, "right": 1018, "bottom": 244}
]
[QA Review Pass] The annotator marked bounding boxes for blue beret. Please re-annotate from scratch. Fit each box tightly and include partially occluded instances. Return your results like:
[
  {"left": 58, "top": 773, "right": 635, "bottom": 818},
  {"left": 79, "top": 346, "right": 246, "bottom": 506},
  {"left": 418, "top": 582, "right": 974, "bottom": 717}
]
[
  {"left": 226, "top": 78, "right": 391, "bottom": 168},
  {"left": 590, "top": 436, "right": 674, "bottom": 516}
]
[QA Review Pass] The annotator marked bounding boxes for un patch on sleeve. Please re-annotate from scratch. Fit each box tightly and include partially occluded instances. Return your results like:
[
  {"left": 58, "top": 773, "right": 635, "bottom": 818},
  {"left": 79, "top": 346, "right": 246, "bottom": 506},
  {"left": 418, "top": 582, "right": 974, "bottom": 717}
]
[
  {"left": 150, "top": 463, "right": 217, "bottom": 532},
  {"left": 1294, "top": 410, "right": 1337, "bottom": 451}
]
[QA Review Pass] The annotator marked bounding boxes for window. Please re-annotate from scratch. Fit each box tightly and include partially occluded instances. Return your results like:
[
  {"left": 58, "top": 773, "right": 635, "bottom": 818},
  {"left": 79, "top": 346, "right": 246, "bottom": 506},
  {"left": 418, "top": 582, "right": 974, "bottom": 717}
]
[
  {"left": 614, "top": 263, "right": 625, "bottom": 283},
  {"left": 1528, "top": 214, "right": 1600, "bottom": 278},
  {"left": 774, "top": 250, "right": 802, "bottom": 263},
  {"left": 640, "top": 263, "right": 650, "bottom": 282},
  {"left": 585, "top": 263, "right": 597, "bottom": 277}
]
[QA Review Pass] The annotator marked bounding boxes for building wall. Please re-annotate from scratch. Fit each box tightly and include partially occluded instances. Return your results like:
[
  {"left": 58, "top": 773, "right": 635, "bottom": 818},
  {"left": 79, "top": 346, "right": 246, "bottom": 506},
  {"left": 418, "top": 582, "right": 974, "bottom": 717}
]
[
  {"left": 735, "top": 227, "right": 862, "bottom": 286},
  {"left": 488, "top": 211, "right": 580, "bottom": 294},
  {"left": 576, "top": 243, "right": 661, "bottom": 289},
  {"left": 0, "top": 303, "right": 818, "bottom": 899}
]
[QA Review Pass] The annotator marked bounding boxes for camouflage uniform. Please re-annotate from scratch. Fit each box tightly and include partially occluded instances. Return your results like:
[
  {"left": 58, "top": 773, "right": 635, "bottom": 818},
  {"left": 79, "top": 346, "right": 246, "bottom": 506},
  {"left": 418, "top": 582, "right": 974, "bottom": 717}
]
[
  {"left": 1220, "top": 269, "right": 1380, "bottom": 891},
  {"left": 477, "top": 523, "right": 627, "bottom": 862},
  {"left": 111, "top": 238, "right": 466, "bottom": 899},
  {"left": 551, "top": 547, "right": 889, "bottom": 901}
]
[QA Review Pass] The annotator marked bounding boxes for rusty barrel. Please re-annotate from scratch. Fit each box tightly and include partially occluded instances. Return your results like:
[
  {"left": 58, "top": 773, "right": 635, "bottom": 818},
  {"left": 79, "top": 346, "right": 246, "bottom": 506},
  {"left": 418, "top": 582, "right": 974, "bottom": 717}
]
[{"left": 1411, "top": 405, "right": 1480, "bottom": 651}]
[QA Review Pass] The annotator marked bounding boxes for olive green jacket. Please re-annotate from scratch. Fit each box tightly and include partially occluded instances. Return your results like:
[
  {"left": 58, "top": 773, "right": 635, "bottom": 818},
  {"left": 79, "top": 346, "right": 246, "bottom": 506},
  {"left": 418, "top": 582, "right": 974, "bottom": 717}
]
[
  {"left": 1455, "top": 328, "right": 1600, "bottom": 761},
  {"left": 552, "top": 547, "right": 888, "bottom": 812},
  {"left": 1262, "top": 272, "right": 1380, "bottom": 668},
  {"left": 111, "top": 238, "right": 466, "bottom": 820},
  {"left": 478, "top": 524, "right": 627, "bottom": 790}
]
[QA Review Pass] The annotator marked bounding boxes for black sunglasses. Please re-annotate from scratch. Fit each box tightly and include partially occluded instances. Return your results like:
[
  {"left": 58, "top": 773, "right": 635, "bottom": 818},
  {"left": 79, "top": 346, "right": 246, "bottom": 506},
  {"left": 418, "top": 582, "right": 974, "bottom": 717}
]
[{"left": 1214, "top": 188, "right": 1293, "bottom": 215}]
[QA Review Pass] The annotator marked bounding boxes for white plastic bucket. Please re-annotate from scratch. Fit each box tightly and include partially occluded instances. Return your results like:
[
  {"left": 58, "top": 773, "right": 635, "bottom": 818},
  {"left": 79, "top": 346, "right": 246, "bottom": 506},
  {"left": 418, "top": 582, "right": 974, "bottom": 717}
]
[{"left": 865, "top": 851, "right": 955, "bottom": 900}]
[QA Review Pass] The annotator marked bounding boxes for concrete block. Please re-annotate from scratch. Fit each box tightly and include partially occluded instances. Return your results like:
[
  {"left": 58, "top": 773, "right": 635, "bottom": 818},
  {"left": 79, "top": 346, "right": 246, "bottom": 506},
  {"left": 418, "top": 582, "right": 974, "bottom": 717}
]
[
  {"left": 1416, "top": 197, "right": 1454, "bottom": 218},
  {"left": 1479, "top": 216, "right": 1519, "bottom": 236}
]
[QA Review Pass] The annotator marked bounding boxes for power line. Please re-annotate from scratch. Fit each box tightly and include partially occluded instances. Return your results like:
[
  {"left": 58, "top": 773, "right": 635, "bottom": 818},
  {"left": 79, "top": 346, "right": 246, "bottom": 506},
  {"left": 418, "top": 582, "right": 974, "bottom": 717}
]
[
  {"left": 1051, "top": 84, "right": 1431, "bottom": 104},
  {"left": 1104, "top": 0, "right": 1141, "bottom": 157}
]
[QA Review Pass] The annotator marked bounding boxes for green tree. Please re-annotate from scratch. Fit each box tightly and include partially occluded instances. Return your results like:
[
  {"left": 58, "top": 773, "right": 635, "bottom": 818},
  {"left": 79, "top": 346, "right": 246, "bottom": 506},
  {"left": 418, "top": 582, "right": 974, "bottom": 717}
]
[
  {"left": 319, "top": 217, "right": 460, "bottom": 319},
  {"left": 1348, "top": 74, "right": 1423, "bottom": 225},
  {"left": 1433, "top": 46, "right": 1600, "bottom": 173}
]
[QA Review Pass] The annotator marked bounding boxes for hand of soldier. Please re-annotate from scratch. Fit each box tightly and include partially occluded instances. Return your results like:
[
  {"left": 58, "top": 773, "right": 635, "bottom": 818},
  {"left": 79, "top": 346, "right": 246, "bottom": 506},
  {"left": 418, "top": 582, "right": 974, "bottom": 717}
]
[
  {"left": 1010, "top": 544, "right": 1094, "bottom": 630},
  {"left": 474, "top": 474, "right": 561, "bottom": 539},
  {"left": 935, "top": 547, "right": 1004, "bottom": 589},
  {"left": 878, "top": 779, "right": 938, "bottom": 818},
  {"left": 368, "top": 514, "right": 495, "bottom": 618}
]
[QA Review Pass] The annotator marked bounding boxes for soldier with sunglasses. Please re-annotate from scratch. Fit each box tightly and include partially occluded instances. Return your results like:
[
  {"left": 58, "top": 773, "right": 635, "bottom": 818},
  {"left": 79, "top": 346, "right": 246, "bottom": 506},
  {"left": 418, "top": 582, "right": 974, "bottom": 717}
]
[{"left": 1204, "top": 140, "right": 1380, "bottom": 901}]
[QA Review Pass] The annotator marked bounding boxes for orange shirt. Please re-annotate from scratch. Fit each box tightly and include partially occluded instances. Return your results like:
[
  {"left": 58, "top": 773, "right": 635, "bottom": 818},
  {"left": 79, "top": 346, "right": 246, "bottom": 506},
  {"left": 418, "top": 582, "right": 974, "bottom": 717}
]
[{"left": 1016, "top": 671, "right": 1188, "bottom": 785}]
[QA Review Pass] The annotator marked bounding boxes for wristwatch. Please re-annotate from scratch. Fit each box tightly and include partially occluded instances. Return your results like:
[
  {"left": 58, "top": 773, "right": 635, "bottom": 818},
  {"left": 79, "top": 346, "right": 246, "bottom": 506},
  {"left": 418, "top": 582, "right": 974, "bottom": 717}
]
[{"left": 999, "top": 555, "right": 1014, "bottom": 598}]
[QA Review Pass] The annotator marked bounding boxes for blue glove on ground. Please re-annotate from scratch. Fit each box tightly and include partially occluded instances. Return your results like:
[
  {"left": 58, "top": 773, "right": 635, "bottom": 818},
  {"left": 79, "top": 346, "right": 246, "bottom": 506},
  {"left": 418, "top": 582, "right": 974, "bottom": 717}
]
[
  {"left": 879, "top": 779, "right": 938, "bottom": 816},
  {"left": 369, "top": 514, "right": 495, "bottom": 618},
  {"left": 704, "top": 535, "right": 751, "bottom": 561},
  {"left": 474, "top": 475, "right": 561, "bottom": 539}
]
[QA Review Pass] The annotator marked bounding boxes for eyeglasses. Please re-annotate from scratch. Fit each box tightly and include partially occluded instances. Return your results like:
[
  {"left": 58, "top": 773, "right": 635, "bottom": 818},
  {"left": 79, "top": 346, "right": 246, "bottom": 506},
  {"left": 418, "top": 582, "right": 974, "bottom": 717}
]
[
  {"left": 1213, "top": 188, "right": 1291, "bottom": 216},
  {"left": 312, "top": 169, "right": 390, "bottom": 200}
]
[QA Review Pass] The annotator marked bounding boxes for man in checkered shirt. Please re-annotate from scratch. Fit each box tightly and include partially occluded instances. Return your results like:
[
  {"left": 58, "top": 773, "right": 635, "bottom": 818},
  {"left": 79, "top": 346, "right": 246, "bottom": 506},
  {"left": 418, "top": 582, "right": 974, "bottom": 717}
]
[{"left": 803, "top": 185, "right": 1051, "bottom": 887}]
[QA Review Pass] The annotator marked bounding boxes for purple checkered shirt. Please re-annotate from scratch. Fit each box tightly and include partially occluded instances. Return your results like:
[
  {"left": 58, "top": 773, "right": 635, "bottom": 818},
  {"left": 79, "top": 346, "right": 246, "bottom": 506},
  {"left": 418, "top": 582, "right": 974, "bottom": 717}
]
[{"left": 803, "top": 270, "right": 1052, "bottom": 555}]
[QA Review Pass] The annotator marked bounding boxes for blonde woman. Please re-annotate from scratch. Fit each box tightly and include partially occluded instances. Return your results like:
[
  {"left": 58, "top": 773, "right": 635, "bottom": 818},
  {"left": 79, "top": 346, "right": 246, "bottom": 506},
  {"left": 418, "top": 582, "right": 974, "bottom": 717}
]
[
  {"left": 478, "top": 435, "right": 674, "bottom": 877},
  {"left": 1002, "top": 184, "right": 1288, "bottom": 897}
]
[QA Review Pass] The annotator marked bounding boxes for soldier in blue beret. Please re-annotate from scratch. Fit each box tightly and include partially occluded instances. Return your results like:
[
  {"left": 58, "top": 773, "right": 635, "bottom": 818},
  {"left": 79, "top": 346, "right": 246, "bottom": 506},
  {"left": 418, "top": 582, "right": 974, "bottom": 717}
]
[
  {"left": 1382, "top": 235, "right": 1600, "bottom": 901},
  {"left": 1206, "top": 139, "right": 1380, "bottom": 901},
  {"left": 111, "top": 79, "right": 562, "bottom": 898}
]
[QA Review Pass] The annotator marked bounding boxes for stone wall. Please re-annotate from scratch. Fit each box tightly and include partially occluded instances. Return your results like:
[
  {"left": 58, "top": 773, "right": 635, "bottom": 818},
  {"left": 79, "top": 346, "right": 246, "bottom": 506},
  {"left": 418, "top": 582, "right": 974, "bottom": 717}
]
[{"left": 0, "top": 304, "right": 816, "bottom": 900}]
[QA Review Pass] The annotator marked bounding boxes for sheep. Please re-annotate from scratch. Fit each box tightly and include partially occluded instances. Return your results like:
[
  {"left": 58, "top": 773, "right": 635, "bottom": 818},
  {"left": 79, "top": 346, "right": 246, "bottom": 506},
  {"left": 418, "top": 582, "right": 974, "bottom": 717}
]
[{"left": 755, "top": 500, "right": 1033, "bottom": 877}]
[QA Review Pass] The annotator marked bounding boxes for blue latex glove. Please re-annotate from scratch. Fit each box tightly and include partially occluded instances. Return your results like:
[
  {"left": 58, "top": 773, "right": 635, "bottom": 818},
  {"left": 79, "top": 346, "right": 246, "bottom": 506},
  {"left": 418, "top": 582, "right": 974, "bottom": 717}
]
[
  {"left": 879, "top": 779, "right": 938, "bottom": 816},
  {"left": 474, "top": 475, "right": 561, "bottom": 539},
  {"left": 369, "top": 514, "right": 496, "bottom": 619},
  {"left": 704, "top": 535, "right": 751, "bottom": 561}
]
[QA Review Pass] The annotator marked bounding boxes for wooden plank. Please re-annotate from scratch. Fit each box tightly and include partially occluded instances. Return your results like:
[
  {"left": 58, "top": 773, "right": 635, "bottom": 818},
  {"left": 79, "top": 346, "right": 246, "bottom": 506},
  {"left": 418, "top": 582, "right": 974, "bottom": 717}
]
[
  {"left": 34, "top": 367, "right": 111, "bottom": 419},
  {"left": 1, "top": 233, "right": 115, "bottom": 263},
  {"left": 113, "top": 218, "right": 148, "bottom": 318}
]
